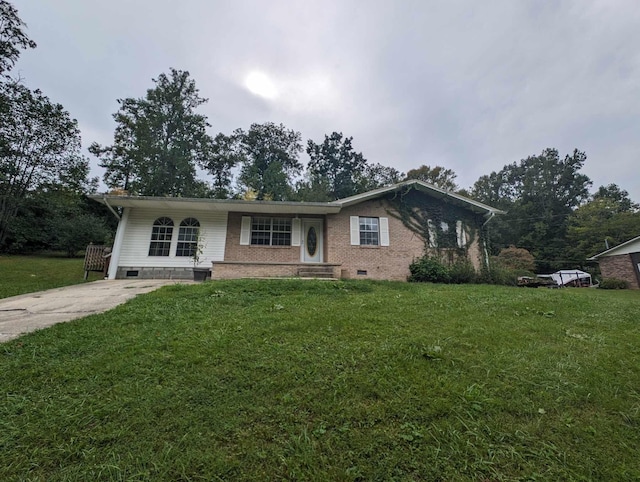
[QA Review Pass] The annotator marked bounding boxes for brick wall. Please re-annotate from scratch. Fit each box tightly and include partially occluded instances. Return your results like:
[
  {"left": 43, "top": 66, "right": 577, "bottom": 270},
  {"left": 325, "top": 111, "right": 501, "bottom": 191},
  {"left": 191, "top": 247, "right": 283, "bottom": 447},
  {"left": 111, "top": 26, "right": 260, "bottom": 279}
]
[
  {"left": 599, "top": 254, "right": 640, "bottom": 289},
  {"left": 325, "top": 198, "right": 484, "bottom": 281},
  {"left": 224, "top": 213, "right": 302, "bottom": 263}
]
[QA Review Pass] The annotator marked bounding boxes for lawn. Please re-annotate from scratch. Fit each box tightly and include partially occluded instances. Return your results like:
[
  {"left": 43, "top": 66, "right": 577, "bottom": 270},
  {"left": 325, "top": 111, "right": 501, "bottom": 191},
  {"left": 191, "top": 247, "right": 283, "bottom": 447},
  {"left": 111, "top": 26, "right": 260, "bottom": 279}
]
[
  {"left": 0, "top": 254, "right": 101, "bottom": 299},
  {"left": 1, "top": 280, "right": 639, "bottom": 481}
]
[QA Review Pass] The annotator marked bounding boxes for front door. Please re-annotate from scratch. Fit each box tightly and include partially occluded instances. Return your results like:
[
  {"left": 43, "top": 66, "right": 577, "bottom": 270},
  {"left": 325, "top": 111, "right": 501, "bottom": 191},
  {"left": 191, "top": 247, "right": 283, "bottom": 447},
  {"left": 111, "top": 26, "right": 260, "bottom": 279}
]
[{"left": 301, "top": 219, "right": 323, "bottom": 263}]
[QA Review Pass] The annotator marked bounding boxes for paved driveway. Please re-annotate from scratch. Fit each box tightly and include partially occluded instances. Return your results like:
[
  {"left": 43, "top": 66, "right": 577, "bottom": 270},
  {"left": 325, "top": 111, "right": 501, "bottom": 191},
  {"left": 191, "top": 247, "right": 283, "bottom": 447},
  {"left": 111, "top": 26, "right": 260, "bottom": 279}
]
[{"left": 0, "top": 279, "right": 192, "bottom": 343}]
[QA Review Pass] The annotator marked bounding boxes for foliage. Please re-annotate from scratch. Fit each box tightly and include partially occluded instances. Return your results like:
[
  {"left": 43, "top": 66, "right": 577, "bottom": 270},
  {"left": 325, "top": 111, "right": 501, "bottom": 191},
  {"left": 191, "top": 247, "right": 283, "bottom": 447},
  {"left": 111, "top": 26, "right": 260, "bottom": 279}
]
[
  {"left": 0, "top": 0, "right": 37, "bottom": 77},
  {"left": 358, "top": 162, "right": 404, "bottom": 191},
  {"left": 90, "top": 68, "right": 214, "bottom": 197},
  {"left": 52, "top": 213, "right": 111, "bottom": 258},
  {"left": 599, "top": 278, "right": 629, "bottom": 290},
  {"left": 0, "top": 82, "right": 93, "bottom": 248},
  {"left": 1, "top": 280, "right": 639, "bottom": 480},
  {"left": 0, "top": 255, "right": 99, "bottom": 298},
  {"left": 408, "top": 255, "right": 451, "bottom": 283},
  {"left": 480, "top": 263, "right": 532, "bottom": 286},
  {"left": 201, "top": 132, "right": 243, "bottom": 199},
  {"left": 236, "top": 122, "right": 303, "bottom": 200},
  {"left": 306, "top": 132, "right": 367, "bottom": 200},
  {"left": 495, "top": 245, "right": 536, "bottom": 271},
  {"left": 405, "top": 164, "right": 458, "bottom": 191},
  {"left": 386, "top": 186, "right": 481, "bottom": 251},
  {"left": 472, "top": 148, "right": 592, "bottom": 272},
  {"left": 566, "top": 184, "right": 640, "bottom": 262}
]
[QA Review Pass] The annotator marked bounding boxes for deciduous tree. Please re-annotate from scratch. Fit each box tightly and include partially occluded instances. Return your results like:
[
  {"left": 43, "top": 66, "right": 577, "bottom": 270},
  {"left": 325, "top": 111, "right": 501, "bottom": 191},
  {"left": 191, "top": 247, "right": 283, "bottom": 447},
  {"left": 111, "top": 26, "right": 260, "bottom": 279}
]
[
  {"left": 405, "top": 165, "right": 458, "bottom": 191},
  {"left": 306, "top": 132, "right": 367, "bottom": 200},
  {"left": 236, "top": 122, "right": 302, "bottom": 200},
  {"left": 91, "top": 68, "right": 214, "bottom": 197},
  {"left": 0, "top": 82, "right": 92, "bottom": 247},
  {"left": 0, "top": 0, "right": 36, "bottom": 77}
]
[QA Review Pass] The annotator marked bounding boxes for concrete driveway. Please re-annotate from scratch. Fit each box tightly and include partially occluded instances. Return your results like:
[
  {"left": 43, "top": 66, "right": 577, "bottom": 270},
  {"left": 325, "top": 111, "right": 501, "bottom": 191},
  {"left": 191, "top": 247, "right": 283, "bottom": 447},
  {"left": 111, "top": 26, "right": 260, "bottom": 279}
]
[{"left": 0, "top": 279, "right": 192, "bottom": 343}]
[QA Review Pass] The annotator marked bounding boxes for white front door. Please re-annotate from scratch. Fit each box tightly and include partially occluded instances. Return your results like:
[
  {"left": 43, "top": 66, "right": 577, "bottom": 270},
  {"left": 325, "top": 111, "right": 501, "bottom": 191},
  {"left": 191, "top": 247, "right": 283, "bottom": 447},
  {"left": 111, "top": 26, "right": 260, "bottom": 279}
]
[{"left": 301, "top": 219, "right": 323, "bottom": 263}]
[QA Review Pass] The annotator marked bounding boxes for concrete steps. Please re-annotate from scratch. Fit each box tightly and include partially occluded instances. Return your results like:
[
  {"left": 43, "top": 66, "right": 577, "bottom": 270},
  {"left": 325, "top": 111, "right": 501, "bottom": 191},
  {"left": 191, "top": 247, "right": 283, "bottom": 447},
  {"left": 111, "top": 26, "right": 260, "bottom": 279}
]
[{"left": 297, "top": 266, "right": 335, "bottom": 279}]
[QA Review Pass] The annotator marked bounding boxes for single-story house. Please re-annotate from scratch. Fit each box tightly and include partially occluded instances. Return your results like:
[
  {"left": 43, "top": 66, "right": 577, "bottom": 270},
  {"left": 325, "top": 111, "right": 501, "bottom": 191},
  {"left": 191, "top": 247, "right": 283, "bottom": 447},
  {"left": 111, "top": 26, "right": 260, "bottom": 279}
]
[
  {"left": 588, "top": 235, "right": 640, "bottom": 289},
  {"left": 90, "top": 180, "right": 503, "bottom": 281}
]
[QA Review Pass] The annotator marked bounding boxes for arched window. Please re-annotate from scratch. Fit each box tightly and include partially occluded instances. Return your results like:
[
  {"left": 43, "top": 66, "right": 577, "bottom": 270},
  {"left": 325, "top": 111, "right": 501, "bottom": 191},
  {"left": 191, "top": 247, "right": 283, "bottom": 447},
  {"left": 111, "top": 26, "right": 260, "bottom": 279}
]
[
  {"left": 176, "top": 218, "right": 200, "bottom": 257},
  {"left": 148, "top": 217, "right": 174, "bottom": 256}
]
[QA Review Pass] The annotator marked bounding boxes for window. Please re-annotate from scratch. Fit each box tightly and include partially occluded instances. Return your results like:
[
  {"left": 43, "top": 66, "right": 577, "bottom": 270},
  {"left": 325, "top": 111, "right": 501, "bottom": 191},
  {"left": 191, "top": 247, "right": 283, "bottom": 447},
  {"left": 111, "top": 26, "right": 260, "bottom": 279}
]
[
  {"left": 250, "top": 217, "right": 292, "bottom": 246},
  {"left": 148, "top": 217, "right": 174, "bottom": 256},
  {"left": 359, "top": 217, "right": 380, "bottom": 246},
  {"left": 350, "top": 216, "right": 389, "bottom": 246},
  {"left": 176, "top": 218, "right": 200, "bottom": 257}
]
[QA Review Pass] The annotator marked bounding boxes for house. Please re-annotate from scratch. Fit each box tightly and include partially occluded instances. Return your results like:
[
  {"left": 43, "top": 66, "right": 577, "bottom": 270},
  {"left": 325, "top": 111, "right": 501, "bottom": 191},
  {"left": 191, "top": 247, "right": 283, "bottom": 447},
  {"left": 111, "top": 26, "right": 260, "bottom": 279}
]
[
  {"left": 588, "top": 235, "right": 640, "bottom": 289},
  {"left": 90, "top": 180, "right": 503, "bottom": 281}
]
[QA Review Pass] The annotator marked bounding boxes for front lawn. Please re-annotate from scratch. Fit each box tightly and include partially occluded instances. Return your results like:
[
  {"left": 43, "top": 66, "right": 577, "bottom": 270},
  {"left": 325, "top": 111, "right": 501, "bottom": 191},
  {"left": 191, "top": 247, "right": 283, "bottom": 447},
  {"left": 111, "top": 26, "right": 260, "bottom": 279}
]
[
  {"left": 0, "top": 254, "right": 100, "bottom": 299},
  {"left": 1, "top": 280, "right": 639, "bottom": 480}
]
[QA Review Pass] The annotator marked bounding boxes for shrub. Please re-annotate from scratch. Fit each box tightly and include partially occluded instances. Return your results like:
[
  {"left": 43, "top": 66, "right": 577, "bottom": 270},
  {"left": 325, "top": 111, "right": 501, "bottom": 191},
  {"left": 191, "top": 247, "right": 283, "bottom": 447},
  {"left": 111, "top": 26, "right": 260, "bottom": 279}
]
[
  {"left": 408, "top": 256, "right": 450, "bottom": 283},
  {"left": 599, "top": 278, "right": 628, "bottom": 290},
  {"left": 449, "top": 259, "right": 477, "bottom": 284},
  {"left": 495, "top": 246, "right": 536, "bottom": 271}
]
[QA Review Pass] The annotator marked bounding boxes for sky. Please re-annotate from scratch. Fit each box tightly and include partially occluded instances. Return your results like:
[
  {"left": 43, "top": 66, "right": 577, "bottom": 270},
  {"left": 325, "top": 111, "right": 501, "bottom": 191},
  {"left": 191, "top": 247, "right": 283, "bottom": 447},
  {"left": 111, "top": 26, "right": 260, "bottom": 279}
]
[{"left": 12, "top": 0, "right": 640, "bottom": 201}]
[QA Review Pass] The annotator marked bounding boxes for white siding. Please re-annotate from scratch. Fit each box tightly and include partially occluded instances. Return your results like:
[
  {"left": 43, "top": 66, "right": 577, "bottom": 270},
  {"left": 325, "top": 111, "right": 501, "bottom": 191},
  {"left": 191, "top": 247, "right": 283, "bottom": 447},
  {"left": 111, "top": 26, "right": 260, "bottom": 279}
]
[{"left": 117, "top": 209, "right": 228, "bottom": 268}]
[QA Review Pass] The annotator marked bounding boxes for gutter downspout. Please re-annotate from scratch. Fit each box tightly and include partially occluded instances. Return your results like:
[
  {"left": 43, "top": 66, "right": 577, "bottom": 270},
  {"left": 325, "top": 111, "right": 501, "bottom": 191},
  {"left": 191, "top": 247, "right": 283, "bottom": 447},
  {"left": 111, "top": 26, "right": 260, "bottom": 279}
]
[
  {"left": 107, "top": 207, "right": 129, "bottom": 280},
  {"left": 103, "top": 197, "right": 121, "bottom": 221},
  {"left": 481, "top": 211, "right": 498, "bottom": 269}
]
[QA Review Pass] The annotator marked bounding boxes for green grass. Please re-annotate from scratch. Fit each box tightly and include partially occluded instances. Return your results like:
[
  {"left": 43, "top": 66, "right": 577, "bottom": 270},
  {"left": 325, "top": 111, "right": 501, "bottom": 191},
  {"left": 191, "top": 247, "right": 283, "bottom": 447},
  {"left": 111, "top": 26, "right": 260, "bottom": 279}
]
[
  {"left": 1, "top": 280, "right": 639, "bottom": 481},
  {"left": 0, "top": 254, "right": 102, "bottom": 299}
]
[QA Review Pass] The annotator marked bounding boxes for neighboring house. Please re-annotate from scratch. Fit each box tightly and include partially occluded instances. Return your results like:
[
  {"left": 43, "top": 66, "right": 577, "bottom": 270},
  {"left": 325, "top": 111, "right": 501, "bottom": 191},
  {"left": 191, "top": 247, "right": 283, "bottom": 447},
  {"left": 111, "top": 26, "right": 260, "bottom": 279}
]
[
  {"left": 588, "top": 235, "right": 640, "bottom": 289},
  {"left": 91, "top": 180, "right": 503, "bottom": 282}
]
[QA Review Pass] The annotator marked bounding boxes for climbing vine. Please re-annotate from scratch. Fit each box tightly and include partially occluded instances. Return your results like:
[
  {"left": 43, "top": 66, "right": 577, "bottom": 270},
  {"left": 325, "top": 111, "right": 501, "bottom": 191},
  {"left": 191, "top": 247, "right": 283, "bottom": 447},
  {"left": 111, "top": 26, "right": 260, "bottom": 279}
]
[{"left": 383, "top": 185, "right": 484, "bottom": 256}]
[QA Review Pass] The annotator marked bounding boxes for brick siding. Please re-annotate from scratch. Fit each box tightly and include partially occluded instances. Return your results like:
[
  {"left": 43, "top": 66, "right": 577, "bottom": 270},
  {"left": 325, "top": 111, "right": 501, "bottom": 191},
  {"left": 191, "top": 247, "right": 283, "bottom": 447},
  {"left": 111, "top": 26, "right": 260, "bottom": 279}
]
[
  {"left": 599, "top": 254, "right": 640, "bottom": 289},
  {"left": 326, "top": 198, "right": 484, "bottom": 281}
]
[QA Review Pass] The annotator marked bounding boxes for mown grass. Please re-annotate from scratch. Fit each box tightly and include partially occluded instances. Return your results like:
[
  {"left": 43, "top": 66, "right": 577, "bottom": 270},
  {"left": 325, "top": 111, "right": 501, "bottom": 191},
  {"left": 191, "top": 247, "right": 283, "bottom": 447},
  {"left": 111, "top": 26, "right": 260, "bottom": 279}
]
[
  {"left": 1, "top": 280, "right": 639, "bottom": 481},
  {"left": 0, "top": 255, "right": 100, "bottom": 299}
]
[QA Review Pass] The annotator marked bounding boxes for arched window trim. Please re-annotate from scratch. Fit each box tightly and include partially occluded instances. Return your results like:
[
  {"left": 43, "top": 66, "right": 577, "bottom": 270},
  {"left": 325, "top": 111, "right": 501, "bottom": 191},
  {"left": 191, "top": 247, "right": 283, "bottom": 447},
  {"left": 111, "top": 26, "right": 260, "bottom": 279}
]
[
  {"left": 176, "top": 217, "right": 201, "bottom": 257},
  {"left": 148, "top": 217, "right": 174, "bottom": 256}
]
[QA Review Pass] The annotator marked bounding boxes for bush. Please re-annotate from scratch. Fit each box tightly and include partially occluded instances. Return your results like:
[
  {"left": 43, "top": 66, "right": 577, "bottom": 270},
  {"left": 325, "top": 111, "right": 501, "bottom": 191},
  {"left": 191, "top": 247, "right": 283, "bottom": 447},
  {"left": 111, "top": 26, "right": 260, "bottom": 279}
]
[
  {"left": 495, "top": 246, "right": 536, "bottom": 272},
  {"left": 449, "top": 259, "right": 477, "bottom": 284},
  {"left": 408, "top": 256, "right": 450, "bottom": 283},
  {"left": 599, "top": 278, "right": 628, "bottom": 290}
]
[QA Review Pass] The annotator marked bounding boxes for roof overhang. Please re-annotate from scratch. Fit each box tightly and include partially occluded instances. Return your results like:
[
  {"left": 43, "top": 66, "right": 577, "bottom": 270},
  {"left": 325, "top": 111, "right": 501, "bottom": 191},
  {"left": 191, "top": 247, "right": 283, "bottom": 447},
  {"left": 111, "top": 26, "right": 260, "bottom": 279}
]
[
  {"left": 335, "top": 179, "right": 505, "bottom": 216},
  {"left": 588, "top": 234, "right": 640, "bottom": 260},
  {"left": 89, "top": 195, "right": 342, "bottom": 215}
]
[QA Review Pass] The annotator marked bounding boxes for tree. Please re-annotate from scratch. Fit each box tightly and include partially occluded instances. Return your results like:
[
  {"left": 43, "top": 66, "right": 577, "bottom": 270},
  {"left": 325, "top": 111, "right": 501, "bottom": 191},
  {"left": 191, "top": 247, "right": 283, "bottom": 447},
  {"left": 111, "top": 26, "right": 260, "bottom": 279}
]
[
  {"left": 236, "top": 122, "right": 302, "bottom": 200},
  {"left": 357, "top": 163, "right": 404, "bottom": 192},
  {"left": 0, "top": 1, "right": 36, "bottom": 77},
  {"left": 306, "top": 132, "right": 367, "bottom": 200},
  {"left": 405, "top": 165, "right": 458, "bottom": 191},
  {"left": 593, "top": 184, "right": 639, "bottom": 212},
  {"left": 495, "top": 245, "right": 535, "bottom": 271},
  {"left": 566, "top": 185, "right": 640, "bottom": 263},
  {"left": 471, "top": 148, "right": 592, "bottom": 271},
  {"left": 201, "top": 132, "right": 243, "bottom": 199},
  {"left": 0, "top": 82, "right": 92, "bottom": 247},
  {"left": 91, "top": 68, "right": 214, "bottom": 197}
]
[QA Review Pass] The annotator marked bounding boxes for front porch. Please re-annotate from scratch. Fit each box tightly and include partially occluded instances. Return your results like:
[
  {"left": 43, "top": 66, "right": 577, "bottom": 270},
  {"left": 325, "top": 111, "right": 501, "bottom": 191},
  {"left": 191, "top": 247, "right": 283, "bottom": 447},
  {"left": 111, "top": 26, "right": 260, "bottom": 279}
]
[{"left": 211, "top": 261, "right": 342, "bottom": 280}]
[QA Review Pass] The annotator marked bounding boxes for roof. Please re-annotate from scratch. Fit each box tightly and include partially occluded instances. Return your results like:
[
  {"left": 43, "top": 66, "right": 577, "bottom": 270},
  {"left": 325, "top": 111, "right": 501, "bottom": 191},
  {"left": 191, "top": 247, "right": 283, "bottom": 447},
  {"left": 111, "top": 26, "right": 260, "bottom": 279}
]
[
  {"left": 90, "top": 180, "right": 503, "bottom": 217},
  {"left": 588, "top": 234, "right": 640, "bottom": 260},
  {"left": 90, "top": 195, "right": 342, "bottom": 215},
  {"left": 335, "top": 180, "right": 505, "bottom": 216}
]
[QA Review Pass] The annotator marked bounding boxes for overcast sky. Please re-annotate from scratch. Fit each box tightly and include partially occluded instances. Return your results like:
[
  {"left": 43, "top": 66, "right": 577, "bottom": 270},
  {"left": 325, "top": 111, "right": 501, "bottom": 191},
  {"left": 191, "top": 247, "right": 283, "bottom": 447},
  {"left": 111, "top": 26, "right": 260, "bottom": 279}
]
[{"left": 13, "top": 0, "right": 640, "bottom": 201}]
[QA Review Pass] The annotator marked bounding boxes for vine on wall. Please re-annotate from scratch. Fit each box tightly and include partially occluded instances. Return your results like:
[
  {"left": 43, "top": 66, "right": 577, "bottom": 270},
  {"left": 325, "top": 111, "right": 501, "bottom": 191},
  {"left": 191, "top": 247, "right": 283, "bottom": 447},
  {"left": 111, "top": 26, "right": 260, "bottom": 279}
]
[{"left": 383, "top": 185, "right": 484, "bottom": 257}]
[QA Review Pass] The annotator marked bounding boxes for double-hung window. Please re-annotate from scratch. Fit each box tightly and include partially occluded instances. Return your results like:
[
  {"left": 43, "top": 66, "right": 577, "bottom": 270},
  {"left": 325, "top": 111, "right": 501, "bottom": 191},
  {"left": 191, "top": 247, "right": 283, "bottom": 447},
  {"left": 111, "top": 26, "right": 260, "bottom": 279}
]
[
  {"left": 359, "top": 217, "right": 379, "bottom": 246},
  {"left": 148, "top": 217, "right": 174, "bottom": 256},
  {"left": 250, "top": 217, "right": 292, "bottom": 246},
  {"left": 350, "top": 216, "right": 389, "bottom": 247}
]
